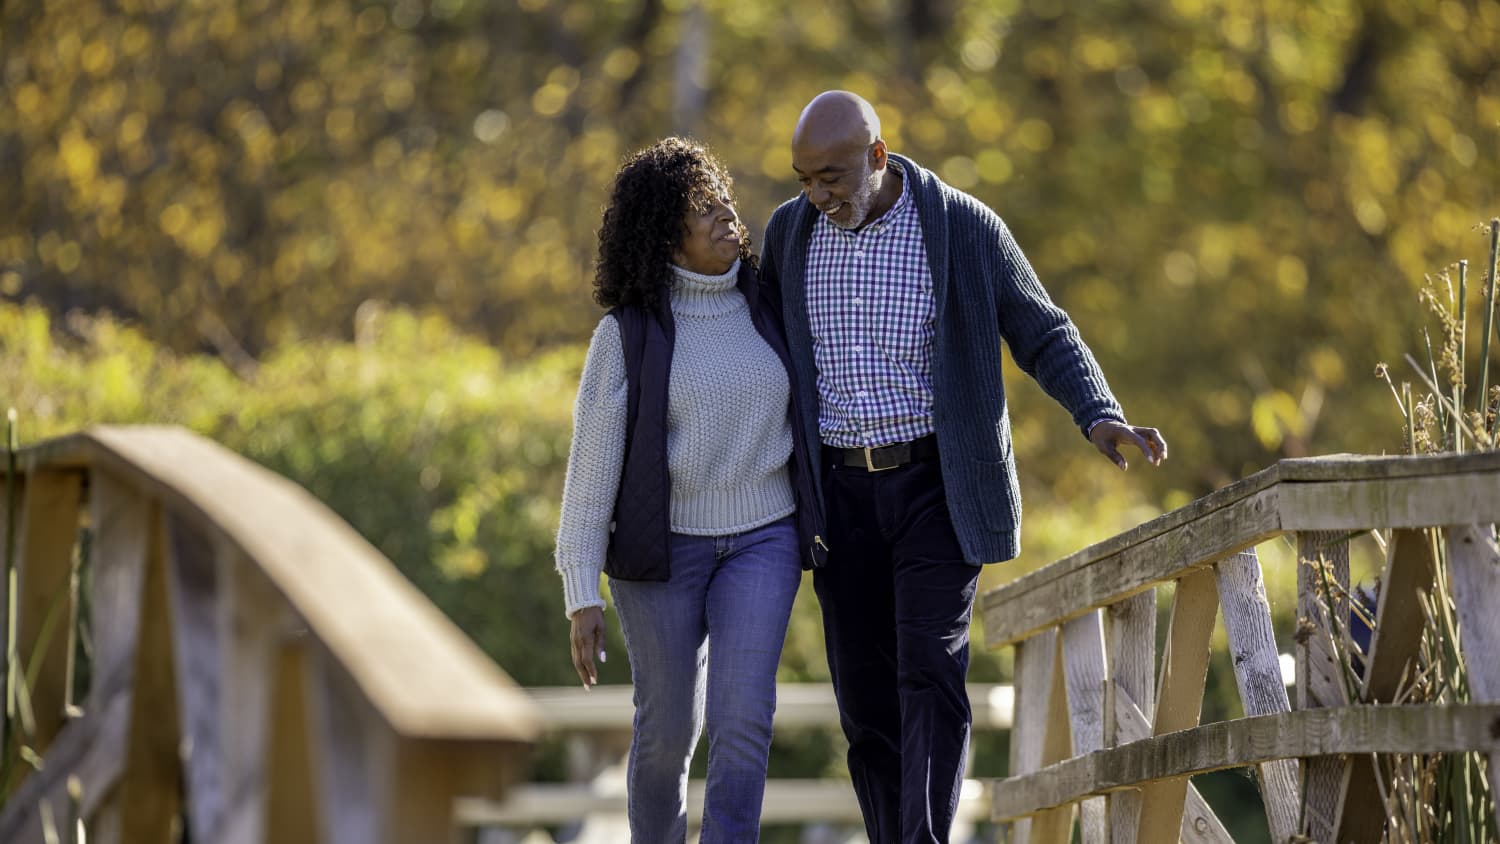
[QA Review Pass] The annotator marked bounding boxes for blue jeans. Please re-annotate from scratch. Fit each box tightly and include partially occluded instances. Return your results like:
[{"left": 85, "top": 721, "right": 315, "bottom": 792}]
[{"left": 611, "top": 515, "right": 801, "bottom": 844}]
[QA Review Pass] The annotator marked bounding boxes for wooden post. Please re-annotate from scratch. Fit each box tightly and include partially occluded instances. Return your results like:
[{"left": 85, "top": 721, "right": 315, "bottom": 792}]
[
  {"left": 1215, "top": 549, "right": 1299, "bottom": 843},
  {"left": 1296, "top": 531, "right": 1352, "bottom": 843},
  {"left": 266, "top": 643, "right": 320, "bottom": 844},
  {"left": 1446, "top": 523, "right": 1500, "bottom": 835},
  {"left": 83, "top": 471, "right": 155, "bottom": 842},
  {"left": 114, "top": 507, "right": 183, "bottom": 843},
  {"left": 1062, "top": 611, "right": 1107, "bottom": 843},
  {"left": 1009, "top": 629, "right": 1072, "bottom": 844},
  {"left": 1137, "top": 568, "right": 1218, "bottom": 842},
  {"left": 216, "top": 549, "right": 295, "bottom": 844},
  {"left": 10, "top": 470, "right": 82, "bottom": 766},
  {"left": 1105, "top": 590, "right": 1153, "bottom": 844},
  {"left": 309, "top": 640, "right": 398, "bottom": 844},
  {"left": 166, "top": 513, "right": 229, "bottom": 842},
  {"left": 1338, "top": 528, "right": 1438, "bottom": 843}
]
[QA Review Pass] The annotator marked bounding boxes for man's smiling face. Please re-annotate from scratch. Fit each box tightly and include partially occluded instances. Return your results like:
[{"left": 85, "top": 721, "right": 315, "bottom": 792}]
[{"left": 792, "top": 138, "right": 885, "bottom": 230}]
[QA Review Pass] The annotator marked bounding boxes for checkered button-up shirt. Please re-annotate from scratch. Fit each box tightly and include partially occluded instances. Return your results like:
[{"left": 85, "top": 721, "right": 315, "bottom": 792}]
[{"left": 806, "top": 163, "right": 937, "bottom": 449}]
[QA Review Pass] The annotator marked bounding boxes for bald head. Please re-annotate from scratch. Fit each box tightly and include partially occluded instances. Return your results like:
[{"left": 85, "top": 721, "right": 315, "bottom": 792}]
[
  {"left": 793, "top": 90, "right": 881, "bottom": 150},
  {"left": 790, "top": 91, "right": 898, "bottom": 230}
]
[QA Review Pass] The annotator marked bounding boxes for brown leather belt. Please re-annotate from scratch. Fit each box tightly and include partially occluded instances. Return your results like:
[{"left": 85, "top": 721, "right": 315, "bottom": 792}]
[{"left": 824, "top": 434, "right": 939, "bottom": 472}]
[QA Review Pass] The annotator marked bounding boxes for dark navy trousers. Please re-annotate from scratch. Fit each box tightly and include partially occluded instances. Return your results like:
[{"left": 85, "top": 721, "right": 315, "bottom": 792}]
[{"left": 813, "top": 457, "right": 980, "bottom": 844}]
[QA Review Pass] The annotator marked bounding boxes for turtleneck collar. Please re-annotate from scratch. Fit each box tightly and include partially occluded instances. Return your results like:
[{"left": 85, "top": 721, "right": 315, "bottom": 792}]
[{"left": 670, "top": 259, "right": 743, "bottom": 317}]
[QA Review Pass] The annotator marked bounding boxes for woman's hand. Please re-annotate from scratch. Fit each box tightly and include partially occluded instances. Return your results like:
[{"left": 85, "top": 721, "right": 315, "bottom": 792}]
[{"left": 569, "top": 606, "right": 607, "bottom": 688}]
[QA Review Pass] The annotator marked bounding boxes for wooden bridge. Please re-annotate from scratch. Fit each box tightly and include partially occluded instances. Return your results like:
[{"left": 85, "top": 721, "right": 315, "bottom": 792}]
[
  {"left": 0, "top": 426, "right": 539, "bottom": 844},
  {"left": 985, "top": 452, "right": 1500, "bottom": 843},
  {"left": 4, "top": 427, "right": 1498, "bottom": 843}
]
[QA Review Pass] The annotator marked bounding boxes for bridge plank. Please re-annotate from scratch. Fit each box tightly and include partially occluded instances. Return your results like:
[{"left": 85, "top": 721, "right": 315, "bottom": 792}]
[
  {"left": 1113, "top": 688, "right": 1232, "bottom": 843},
  {"left": 1339, "top": 528, "right": 1437, "bottom": 843},
  {"left": 1446, "top": 523, "right": 1500, "bottom": 835},
  {"left": 166, "top": 514, "right": 230, "bottom": 843},
  {"left": 10, "top": 469, "right": 82, "bottom": 766},
  {"left": 1009, "top": 631, "right": 1071, "bottom": 844},
  {"left": 1296, "top": 531, "right": 1352, "bottom": 843},
  {"left": 1137, "top": 570, "right": 1218, "bottom": 843},
  {"left": 989, "top": 704, "right": 1500, "bottom": 821},
  {"left": 67, "top": 471, "right": 152, "bottom": 843},
  {"left": 114, "top": 509, "right": 183, "bottom": 843},
  {"left": 1214, "top": 549, "right": 1299, "bottom": 844},
  {"left": 457, "top": 778, "right": 993, "bottom": 826},
  {"left": 1062, "top": 612, "right": 1108, "bottom": 843},
  {"left": 1279, "top": 472, "right": 1500, "bottom": 530},
  {"left": 1104, "top": 590, "right": 1154, "bottom": 844}
]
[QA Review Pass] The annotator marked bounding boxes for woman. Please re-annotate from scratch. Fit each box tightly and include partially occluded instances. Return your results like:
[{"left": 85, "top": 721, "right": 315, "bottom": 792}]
[{"left": 554, "top": 137, "right": 824, "bottom": 842}]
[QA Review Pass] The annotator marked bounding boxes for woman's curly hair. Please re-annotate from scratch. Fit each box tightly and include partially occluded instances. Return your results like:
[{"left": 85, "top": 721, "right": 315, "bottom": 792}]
[{"left": 594, "top": 137, "right": 755, "bottom": 311}]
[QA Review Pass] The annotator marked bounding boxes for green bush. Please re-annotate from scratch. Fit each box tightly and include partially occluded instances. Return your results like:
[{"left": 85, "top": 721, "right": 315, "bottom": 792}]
[{"left": 2, "top": 300, "right": 587, "bottom": 686}]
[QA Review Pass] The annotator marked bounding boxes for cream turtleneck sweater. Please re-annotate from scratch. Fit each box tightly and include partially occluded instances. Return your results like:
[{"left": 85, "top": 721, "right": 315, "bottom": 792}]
[{"left": 554, "top": 260, "right": 796, "bottom": 617}]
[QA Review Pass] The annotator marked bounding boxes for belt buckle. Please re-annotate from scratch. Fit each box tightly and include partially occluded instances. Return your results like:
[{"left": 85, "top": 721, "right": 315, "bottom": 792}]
[{"left": 863, "top": 445, "right": 898, "bottom": 472}]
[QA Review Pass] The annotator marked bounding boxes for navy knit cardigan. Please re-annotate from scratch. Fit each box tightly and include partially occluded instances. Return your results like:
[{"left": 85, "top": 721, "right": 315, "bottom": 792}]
[{"left": 759, "top": 153, "right": 1125, "bottom": 564}]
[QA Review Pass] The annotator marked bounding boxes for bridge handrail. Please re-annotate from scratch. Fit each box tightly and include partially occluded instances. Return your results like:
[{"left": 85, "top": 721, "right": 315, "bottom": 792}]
[
  {"left": 1, "top": 425, "right": 539, "bottom": 843},
  {"left": 982, "top": 452, "right": 1500, "bottom": 844}
]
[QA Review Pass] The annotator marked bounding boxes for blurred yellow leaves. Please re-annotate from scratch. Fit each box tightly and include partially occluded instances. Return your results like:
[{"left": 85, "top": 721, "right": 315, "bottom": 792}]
[{"left": 1251, "top": 389, "right": 1306, "bottom": 450}]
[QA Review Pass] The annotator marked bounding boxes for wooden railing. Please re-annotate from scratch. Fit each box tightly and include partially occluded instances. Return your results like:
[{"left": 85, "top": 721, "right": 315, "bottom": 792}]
[
  {"left": 462, "top": 682, "right": 1013, "bottom": 840},
  {"left": 982, "top": 453, "right": 1500, "bottom": 843},
  {"left": 0, "top": 426, "right": 540, "bottom": 844}
]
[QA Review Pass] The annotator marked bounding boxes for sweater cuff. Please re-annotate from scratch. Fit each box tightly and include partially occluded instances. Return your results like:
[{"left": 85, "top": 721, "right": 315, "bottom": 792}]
[
  {"left": 559, "top": 564, "right": 606, "bottom": 619},
  {"left": 1084, "top": 413, "right": 1125, "bottom": 439}
]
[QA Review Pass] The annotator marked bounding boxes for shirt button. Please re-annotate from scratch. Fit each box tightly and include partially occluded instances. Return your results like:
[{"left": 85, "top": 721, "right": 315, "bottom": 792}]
[
  {"left": 856, "top": 390, "right": 869, "bottom": 397},
  {"left": 851, "top": 346, "right": 863, "bottom": 354},
  {"left": 853, "top": 297, "right": 863, "bottom": 305}
]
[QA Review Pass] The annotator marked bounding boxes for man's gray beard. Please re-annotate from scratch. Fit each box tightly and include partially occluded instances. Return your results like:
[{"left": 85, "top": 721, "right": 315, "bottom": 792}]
[{"left": 832, "top": 160, "right": 884, "bottom": 230}]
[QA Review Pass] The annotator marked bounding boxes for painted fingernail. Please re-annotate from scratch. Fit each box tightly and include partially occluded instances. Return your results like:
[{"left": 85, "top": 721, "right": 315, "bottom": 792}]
[{"left": 599, "top": 650, "right": 607, "bottom": 663}]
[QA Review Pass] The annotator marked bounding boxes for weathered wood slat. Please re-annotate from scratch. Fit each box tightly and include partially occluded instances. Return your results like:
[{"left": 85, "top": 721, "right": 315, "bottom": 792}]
[
  {"left": 1035, "top": 637, "right": 1076, "bottom": 844},
  {"left": 115, "top": 509, "right": 183, "bottom": 842},
  {"left": 79, "top": 472, "right": 157, "bottom": 843},
  {"left": 982, "top": 463, "right": 1282, "bottom": 617},
  {"left": 984, "top": 487, "right": 1281, "bottom": 649},
  {"left": 1297, "top": 531, "right": 1352, "bottom": 843},
  {"left": 1278, "top": 472, "right": 1500, "bottom": 530},
  {"left": 166, "top": 514, "right": 229, "bottom": 843},
  {"left": 520, "top": 683, "right": 1012, "bottom": 731},
  {"left": 1446, "top": 523, "right": 1500, "bottom": 835},
  {"left": 1214, "top": 550, "right": 1299, "bottom": 844},
  {"left": 1361, "top": 529, "right": 1437, "bottom": 703},
  {"left": 214, "top": 550, "right": 295, "bottom": 844},
  {"left": 1062, "top": 612, "right": 1107, "bottom": 843},
  {"left": 1137, "top": 570, "right": 1219, "bottom": 842},
  {"left": 990, "top": 704, "right": 1500, "bottom": 821},
  {"left": 1009, "top": 631, "right": 1069, "bottom": 844},
  {"left": 0, "top": 668, "right": 132, "bottom": 840},
  {"left": 1339, "top": 528, "right": 1437, "bottom": 843},
  {"left": 1105, "top": 590, "right": 1154, "bottom": 844},
  {"left": 266, "top": 644, "right": 320, "bottom": 844},
  {"left": 1113, "top": 689, "right": 1232, "bottom": 843},
  {"left": 10, "top": 469, "right": 83, "bottom": 761},
  {"left": 1275, "top": 451, "right": 1500, "bottom": 480},
  {"left": 457, "top": 778, "right": 994, "bottom": 826}
]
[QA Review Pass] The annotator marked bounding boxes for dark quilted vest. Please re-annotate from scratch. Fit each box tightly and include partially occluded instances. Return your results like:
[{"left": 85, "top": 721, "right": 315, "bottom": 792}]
[
  {"left": 603, "top": 263, "right": 826, "bottom": 583},
  {"left": 603, "top": 301, "right": 675, "bottom": 581}
]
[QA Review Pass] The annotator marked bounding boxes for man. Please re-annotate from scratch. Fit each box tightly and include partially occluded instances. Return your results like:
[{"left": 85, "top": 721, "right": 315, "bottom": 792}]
[{"left": 759, "top": 91, "right": 1167, "bottom": 843}]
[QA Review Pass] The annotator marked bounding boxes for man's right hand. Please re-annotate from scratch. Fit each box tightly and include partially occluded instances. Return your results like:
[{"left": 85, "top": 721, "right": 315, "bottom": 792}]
[{"left": 569, "top": 606, "right": 607, "bottom": 688}]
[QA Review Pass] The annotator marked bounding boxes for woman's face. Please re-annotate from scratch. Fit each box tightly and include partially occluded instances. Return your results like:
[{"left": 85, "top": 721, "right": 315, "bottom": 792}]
[{"left": 672, "top": 183, "right": 741, "bottom": 276}]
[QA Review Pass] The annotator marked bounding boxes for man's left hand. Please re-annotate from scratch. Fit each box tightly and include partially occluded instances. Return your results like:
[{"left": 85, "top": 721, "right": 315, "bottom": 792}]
[{"left": 1090, "top": 421, "right": 1167, "bottom": 470}]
